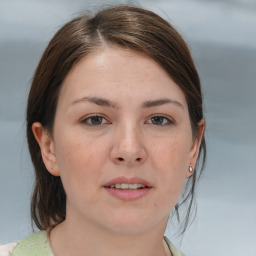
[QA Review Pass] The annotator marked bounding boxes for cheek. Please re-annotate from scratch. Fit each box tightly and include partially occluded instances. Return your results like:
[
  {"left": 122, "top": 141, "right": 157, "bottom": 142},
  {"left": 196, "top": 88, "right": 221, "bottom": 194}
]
[
  {"left": 54, "top": 132, "right": 109, "bottom": 190},
  {"left": 151, "top": 134, "right": 191, "bottom": 169},
  {"left": 150, "top": 135, "right": 191, "bottom": 192}
]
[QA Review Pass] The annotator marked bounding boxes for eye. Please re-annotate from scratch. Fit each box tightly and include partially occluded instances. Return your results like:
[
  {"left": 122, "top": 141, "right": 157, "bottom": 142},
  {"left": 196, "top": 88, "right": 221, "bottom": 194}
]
[
  {"left": 81, "top": 115, "right": 110, "bottom": 126},
  {"left": 146, "top": 115, "right": 173, "bottom": 126}
]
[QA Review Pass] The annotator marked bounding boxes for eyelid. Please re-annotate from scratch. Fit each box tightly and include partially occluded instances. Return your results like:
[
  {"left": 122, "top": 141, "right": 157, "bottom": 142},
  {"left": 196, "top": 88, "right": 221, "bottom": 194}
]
[
  {"left": 79, "top": 113, "right": 175, "bottom": 127},
  {"left": 80, "top": 113, "right": 111, "bottom": 126},
  {"left": 145, "top": 114, "right": 175, "bottom": 125}
]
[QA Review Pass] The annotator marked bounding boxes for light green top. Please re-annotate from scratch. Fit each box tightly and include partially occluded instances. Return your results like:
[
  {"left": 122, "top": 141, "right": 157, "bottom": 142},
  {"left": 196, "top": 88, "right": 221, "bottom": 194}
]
[
  {"left": 11, "top": 231, "right": 184, "bottom": 256},
  {"left": 11, "top": 231, "right": 54, "bottom": 256}
]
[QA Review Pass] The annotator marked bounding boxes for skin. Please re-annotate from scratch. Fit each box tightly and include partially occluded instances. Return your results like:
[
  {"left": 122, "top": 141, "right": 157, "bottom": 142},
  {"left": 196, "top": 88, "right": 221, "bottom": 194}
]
[{"left": 33, "top": 46, "right": 204, "bottom": 256}]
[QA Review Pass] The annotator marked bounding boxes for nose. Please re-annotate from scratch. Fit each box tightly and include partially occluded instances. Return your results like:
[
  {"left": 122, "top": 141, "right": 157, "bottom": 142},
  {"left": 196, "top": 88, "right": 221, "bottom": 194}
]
[{"left": 110, "top": 126, "right": 147, "bottom": 167}]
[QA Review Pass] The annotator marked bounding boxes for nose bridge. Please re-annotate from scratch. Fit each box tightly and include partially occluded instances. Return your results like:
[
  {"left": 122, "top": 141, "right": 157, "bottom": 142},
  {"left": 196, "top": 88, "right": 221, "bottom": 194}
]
[{"left": 111, "top": 120, "right": 147, "bottom": 166}]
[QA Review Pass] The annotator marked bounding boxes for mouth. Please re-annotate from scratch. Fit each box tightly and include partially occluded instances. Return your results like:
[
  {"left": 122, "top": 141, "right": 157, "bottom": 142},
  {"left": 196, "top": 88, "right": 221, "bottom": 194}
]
[
  {"left": 103, "top": 176, "right": 152, "bottom": 189},
  {"left": 107, "top": 183, "right": 148, "bottom": 190},
  {"left": 103, "top": 177, "right": 152, "bottom": 201}
]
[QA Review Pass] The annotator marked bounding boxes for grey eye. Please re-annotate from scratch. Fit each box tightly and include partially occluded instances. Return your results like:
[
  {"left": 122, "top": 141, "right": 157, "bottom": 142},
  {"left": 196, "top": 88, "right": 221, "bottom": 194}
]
[
  {"left": 151, "top": 116, "right": 164, "bottom": 125},
  {"left": 89, "top": 116, "right": 103, "bottom": 125},
  {"left": 147, "top": 115, "right": 172, "bottom": 126},
  {"left": 82, "top": 115, "right": 108, "bottom": 126}
]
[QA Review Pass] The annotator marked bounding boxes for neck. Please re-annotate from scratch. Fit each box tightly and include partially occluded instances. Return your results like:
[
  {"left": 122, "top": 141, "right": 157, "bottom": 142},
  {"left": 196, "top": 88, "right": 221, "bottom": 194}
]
[{"left": 49, "top": 214, "right": 169, "bottom": 256}]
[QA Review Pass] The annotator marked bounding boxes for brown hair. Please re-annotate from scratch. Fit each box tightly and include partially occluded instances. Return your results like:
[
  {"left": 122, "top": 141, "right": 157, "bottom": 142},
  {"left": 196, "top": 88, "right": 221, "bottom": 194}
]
[{"left": 27, "top": 4, "right": 206, "bottom": 233}]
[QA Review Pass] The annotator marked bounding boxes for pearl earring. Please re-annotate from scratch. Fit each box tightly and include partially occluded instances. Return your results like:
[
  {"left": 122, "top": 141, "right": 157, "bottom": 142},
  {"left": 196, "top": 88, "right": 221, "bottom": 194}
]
[{"left": 189, "top": 166, "right": 193, "bottom": 173}]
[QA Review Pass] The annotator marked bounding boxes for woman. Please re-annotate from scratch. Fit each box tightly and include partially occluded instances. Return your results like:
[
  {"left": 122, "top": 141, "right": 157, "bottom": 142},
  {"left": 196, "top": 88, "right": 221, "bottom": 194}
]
[{"left": 1, "top": 5, "right": 206, "bottom": 256}]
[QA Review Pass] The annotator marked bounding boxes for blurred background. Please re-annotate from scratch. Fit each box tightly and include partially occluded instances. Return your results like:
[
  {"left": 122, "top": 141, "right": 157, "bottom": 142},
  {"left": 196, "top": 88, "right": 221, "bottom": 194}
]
[{"left": 0, "top": 0, "right": 255, "bottom": 255}]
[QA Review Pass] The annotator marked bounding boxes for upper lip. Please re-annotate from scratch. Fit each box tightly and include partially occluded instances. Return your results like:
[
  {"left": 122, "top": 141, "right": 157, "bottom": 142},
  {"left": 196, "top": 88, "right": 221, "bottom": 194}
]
[{"left": 103, "top": 176, "right": 152, "bottom": 188}]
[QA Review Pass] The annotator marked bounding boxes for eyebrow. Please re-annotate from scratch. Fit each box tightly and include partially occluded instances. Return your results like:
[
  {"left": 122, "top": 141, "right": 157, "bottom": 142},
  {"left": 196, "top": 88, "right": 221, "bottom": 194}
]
[
  {"left": 71, "top": 96, "right": 119, "bottom": 109},
  {"left": 142, "top": 99, "right": 184, "bottom": 109},
  {"left": 71, "top": 96, "right": 184, "bottom": 110}
]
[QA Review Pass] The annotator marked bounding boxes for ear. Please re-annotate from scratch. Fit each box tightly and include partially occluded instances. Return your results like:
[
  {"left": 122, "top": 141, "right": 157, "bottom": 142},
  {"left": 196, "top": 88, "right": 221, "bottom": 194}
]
[
  {"left": 186, "top": 119, "right": 205, "bottom": 178},
  {"left": 32, "top": 122, "right": 60, "bottom": 176}
]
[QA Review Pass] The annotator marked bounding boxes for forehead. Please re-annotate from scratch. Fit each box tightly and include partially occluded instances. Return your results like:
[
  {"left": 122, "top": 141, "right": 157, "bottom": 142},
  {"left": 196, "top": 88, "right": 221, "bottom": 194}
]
[{"left": 58, "top": 46, "right": 187, "bottom": 108}]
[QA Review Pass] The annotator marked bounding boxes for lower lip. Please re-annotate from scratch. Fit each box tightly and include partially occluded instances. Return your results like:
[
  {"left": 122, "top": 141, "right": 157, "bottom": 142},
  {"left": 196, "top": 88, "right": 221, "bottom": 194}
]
[{"left": 104, "top": 187, "right": 151, "bottom": 201}]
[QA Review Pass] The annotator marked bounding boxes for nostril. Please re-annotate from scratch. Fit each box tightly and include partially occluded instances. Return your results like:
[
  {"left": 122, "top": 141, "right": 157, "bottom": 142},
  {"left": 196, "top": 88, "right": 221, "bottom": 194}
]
[{"left": 115, "top": 157, "right": 144, "bottom": 164}]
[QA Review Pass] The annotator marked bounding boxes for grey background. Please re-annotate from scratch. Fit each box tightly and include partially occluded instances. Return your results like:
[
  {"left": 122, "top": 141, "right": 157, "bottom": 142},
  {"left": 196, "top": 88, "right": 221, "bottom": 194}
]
[{"left": 0, "top": 0, "right": 256, "bottom": 255}]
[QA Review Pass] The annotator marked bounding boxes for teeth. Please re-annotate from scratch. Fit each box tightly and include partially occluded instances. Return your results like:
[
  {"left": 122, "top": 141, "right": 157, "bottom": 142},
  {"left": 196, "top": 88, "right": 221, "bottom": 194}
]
[{"left": 109, "top": 184, "right": 146, "bottom": 190}]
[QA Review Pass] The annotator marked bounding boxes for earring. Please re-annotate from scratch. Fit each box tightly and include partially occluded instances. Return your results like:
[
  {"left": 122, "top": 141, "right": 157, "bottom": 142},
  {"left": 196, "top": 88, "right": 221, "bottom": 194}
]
[{"left": 189, "top": 166, "right": 193, "bottom": 173}]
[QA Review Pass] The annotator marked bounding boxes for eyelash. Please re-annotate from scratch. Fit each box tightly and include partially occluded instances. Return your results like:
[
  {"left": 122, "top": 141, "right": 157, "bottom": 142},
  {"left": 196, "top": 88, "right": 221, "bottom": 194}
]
[
  {"left": 145, "top": 115, "right": 173, "bottom": 126},
  {"left": 80, "top": 114, "right": 110, "bottom": 126},
  {"left": 80, "top": 114, "right": 174, "bottom": 127}
]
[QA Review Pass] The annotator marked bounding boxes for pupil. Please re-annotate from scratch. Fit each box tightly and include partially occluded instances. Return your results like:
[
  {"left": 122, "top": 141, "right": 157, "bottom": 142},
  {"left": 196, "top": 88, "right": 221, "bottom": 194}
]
[
  {"left": 152, "top": 116, "right": 163, "bottom": 125},
  {"left": 91, "top": 116, "right": 102, "bottom": 125}
]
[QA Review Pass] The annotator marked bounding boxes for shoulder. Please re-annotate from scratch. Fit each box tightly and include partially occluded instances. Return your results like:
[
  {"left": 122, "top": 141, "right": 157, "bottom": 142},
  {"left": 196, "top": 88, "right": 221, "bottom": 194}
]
[
  {"left": 0, "top": 243, "right": 18, "bottom": 256},
  {"left": 164, "top": 236, "right": 185, "bottom": 256},
  {"left": 1, "top": 231, "right": 54, "bottom": 256}
]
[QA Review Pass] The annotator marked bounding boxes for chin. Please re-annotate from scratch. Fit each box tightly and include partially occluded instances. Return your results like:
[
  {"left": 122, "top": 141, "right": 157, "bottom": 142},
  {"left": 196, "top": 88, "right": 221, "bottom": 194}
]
[{"left": 102, "top": 210, "right": 166, "bottom": 235}]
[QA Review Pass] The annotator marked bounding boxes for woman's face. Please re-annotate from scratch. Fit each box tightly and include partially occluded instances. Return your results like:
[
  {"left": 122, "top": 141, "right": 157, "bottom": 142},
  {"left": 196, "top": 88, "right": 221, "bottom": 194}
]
[{"left": 37, "top": 46, "right": 203, "bottom": 234}]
